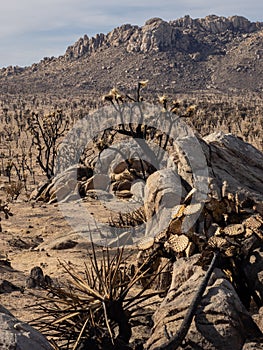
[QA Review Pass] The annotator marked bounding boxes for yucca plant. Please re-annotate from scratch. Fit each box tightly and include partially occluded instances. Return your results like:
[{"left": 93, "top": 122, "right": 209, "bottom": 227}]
[
  {"left": 109, "top": 207, "right": 146, "bottom": 229},
  {"left": 31, "top": 241, "right": 165, "bottom": 350}
]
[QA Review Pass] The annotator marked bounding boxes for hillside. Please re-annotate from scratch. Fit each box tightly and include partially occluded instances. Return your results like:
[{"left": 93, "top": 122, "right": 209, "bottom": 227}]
[{"left": 1, "top": 15, "right": 263, "bottom": 96}]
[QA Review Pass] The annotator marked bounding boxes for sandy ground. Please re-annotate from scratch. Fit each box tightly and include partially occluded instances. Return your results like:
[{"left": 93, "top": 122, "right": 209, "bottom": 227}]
[{"left": 0, "top": 194, "right": 142, "bottom": 325}]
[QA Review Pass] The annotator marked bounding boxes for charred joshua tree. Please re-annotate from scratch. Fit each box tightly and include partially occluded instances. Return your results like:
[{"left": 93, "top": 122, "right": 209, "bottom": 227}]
[{"left": 28, "top": 110, "right": 69, "bottom": 179}]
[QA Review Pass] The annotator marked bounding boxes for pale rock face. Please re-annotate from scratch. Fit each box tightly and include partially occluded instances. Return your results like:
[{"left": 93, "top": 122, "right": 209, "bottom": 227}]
[
  {"left": 145, "top": 256, "right": 261, "bottom": 350},
  {"left": 106, "top": 24, "right": 135, "bottom": 47},
  {"left": 64, "top": 15, "right": 261, "bottom": 59},
  {"left": 168, "top": 132, "right": 263, "bottom": 203},
  {"left": 230, "top": 15, "right": 257, "bottom": 32},
  {"left": 84, "top": 174, "right": 110, "bottom": 192},
  {"left": 141, "top": 19, "right": 173, "bottom": 52},
  {"left": 130, "top": 179, "right": 145, "bottom": 203},
  {"left": 144, "top": 168, "right": 183, "bottom": 219},
  {"left": 172, "top": 14, "right": 258, "bottom": 34},
  {"left": 127, "top": 18, "right": 174, "bottom": 53},
  {"left": 199, "top": 15, "right": 234, "bottom": 34},
  {"left": 203, "top": 132, "right": 263, "bottom": 202},
  {"left": 65, "top": 33, "right": 105, "bottom": 59},
  {"left": 144, "top": 168, "right": 186, "bottom": 237}
]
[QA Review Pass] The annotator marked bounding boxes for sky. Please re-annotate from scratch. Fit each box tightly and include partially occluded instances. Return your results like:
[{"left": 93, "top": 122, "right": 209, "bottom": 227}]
[{"left": 0, "top": 0, "right": 263, "bottom": 68}]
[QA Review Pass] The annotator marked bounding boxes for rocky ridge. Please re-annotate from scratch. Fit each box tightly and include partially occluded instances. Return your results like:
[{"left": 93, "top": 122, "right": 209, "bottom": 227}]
[
  {"left": 65, "top": 15, "right": 261, "bottom": 58},
  {"left": 1, "top": 15, "right": 263, "bottom": 95}
]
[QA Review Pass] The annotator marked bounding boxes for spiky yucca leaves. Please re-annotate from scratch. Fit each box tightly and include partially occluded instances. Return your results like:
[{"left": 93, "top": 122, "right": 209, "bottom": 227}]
[
  {"left": 109, "top": 207, "right": 146, "bottom": 229},
  {"left": 32, "top": 242, "right": 163, "bottom": 350}
]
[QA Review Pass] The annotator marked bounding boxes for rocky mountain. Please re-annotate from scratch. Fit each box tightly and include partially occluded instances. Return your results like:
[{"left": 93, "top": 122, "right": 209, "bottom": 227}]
[
  {"left": 65, "top": 15, "right": 261, "bottom": 57},
  {"left": 1, "top": 15, "right": 263, "bottom": 96}
]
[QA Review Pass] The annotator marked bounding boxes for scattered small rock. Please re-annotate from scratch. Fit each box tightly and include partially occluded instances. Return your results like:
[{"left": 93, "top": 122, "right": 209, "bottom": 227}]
[
  {"left": 0, "top": 280, "right": 21, "bottom": 294},
  {"left": 26, "top": 266, "right": 52, "bottom": 289},
  {"left": 7, "top": 238, "right": 31, "bottom": 249},
  {"left": 51, "top": 239, "right": 78, "bottom": 250}
]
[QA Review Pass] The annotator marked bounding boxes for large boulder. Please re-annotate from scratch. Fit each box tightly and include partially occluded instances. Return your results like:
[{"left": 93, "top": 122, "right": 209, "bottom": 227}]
[
  {"left": 33, "top": 164, "right": 93, "bottom": 203},
  {"left": 171, "top": 132, "right": 263, "bottom": 203},
  {"left": 144, "top": 168, "right": 186, "bottom": 237},
  {"left": 145, "top": 255, "right": 262, "bottom": 350},
  {"left": 203, "top": 132, "right": 263, "bottom": 202}
]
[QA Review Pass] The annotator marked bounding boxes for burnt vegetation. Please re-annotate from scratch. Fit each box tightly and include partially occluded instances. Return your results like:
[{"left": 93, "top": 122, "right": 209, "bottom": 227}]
[
  {"left": 0, "top": 14, "right": 263, "bottom": 350},
  {"left": 9, "top": 83, "right": 260, "bottom": 349}
]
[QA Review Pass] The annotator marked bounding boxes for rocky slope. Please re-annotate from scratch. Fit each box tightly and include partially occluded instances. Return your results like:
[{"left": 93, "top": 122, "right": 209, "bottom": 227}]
[{"left": 1, "top": 15, "right": 263, "bottom": 96}]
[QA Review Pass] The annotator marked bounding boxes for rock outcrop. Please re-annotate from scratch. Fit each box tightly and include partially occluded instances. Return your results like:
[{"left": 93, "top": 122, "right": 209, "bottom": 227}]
[
  {"left": 139, "top": 131, "right": 263, "bottom": 349},
  {"left": 145, "top": 256, "right": 263, "bottom": 350},
  {"left": 65, "top": 15, "right": 263, "bottom": 59},
  {"left": 0, "top": 305, "right": 52, "bottom": 350},
  {"left": 144, "top": 168, "right": 186, "bottom": 237},
  {"left": 203, "top": 132, "right": 263, "bottom": 202},
  {"left": 172, "top": 14, "right": 259, "bottom": 34},
  {"left": 34, "top": 130, "right": 263, "bottom": 218},
  {"left": 170, "top": 131, "right": 263, "bottom": 203},
  {"left": 2, "top": 15, "right": 263, "bottom": 96},
  {"left": 127, "top": 18, "right": 175, "bottom": 53},
  {"left": 28, "top": 116, "right": 263, "bottom": 348}
]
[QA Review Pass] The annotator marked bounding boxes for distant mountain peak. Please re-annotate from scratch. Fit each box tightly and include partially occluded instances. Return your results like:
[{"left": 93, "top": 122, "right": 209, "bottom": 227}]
[
  {"left": 1, "top": 14, "right": 263, "bottom": 95},
  {"left": 64, "top": 15, "right": 262, "bottom": 59}
]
